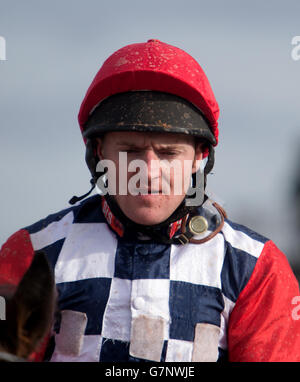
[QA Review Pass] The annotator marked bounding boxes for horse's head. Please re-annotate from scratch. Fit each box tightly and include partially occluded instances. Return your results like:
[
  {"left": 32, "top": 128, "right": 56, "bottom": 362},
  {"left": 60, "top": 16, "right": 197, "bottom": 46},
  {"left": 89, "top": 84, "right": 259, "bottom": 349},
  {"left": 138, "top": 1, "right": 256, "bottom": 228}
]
[{"left": 0, "top": 251, "right": 56, "bottom": 361}]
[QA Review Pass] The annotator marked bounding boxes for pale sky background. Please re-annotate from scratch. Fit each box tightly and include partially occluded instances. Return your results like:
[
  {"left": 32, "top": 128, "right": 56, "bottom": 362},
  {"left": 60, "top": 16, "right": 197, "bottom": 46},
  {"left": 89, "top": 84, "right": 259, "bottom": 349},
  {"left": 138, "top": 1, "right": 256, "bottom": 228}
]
[{"left": 1, "top": 0, "right": 300, "bottom": 270}]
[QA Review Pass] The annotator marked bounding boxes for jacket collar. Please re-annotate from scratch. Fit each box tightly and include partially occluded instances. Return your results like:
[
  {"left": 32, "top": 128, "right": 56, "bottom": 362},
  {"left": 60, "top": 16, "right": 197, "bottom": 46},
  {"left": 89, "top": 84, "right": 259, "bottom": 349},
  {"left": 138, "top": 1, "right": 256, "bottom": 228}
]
[
  {"left": 101, "top": 195, "right": 188, "bottom": 243},
  {"left": 100, "top": 194, "right": 226, "bottom": 245}
]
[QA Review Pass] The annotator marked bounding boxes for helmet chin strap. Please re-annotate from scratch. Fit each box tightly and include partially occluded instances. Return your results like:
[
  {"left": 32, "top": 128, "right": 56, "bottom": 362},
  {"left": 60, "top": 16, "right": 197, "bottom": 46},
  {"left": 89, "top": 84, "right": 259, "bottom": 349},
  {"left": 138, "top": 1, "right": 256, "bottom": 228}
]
[
  {"left": 185, "top": 145, "right": 214, "bottom": 208},
  {"left": 185, "top": 162, "right": 206, "bottom": 207},
  {"left": 69, "top": 139, "right": 97, "bottom": 205}
]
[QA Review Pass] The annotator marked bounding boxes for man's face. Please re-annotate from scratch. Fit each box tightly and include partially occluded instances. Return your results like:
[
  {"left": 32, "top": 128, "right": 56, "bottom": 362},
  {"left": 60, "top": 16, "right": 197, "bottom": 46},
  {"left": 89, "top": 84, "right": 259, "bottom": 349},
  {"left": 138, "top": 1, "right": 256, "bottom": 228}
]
[{"left": 96, "top": 131, "right": 203, "bottom": 225}]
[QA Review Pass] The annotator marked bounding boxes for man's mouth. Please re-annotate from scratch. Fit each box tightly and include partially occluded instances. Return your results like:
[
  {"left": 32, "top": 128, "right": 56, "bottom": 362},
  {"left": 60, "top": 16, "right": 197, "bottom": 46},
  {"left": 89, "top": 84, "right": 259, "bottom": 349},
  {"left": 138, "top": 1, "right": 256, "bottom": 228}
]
[{"left": 133, "top": 188, "right": 162, "bottom": 195}]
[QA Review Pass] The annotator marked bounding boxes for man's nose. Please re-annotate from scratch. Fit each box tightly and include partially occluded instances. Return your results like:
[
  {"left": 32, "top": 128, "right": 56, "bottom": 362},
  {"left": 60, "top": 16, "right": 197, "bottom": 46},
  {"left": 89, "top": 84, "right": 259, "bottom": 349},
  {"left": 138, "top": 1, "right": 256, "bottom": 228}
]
[{"left": 141, "top": 150, "right": 161, "bottom": 184}]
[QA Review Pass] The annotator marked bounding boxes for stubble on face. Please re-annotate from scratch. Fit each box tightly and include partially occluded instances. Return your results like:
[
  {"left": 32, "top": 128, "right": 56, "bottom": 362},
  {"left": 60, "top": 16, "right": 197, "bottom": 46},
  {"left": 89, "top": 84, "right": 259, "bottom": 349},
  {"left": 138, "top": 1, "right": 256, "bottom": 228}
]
[{"left": 97, "top": 131, "right": 203, "bottom": 225}]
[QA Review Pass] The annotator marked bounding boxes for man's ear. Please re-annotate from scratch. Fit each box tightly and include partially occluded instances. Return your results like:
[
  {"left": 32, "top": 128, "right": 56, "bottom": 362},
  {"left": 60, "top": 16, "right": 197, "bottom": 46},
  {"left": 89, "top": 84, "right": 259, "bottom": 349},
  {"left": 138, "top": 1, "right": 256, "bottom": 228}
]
[
  {"left": 192, "top": 141, "right": 204, "bottom": 174},
  {"left": 96, "top": 137, "right": 104, "bottom": 160}
]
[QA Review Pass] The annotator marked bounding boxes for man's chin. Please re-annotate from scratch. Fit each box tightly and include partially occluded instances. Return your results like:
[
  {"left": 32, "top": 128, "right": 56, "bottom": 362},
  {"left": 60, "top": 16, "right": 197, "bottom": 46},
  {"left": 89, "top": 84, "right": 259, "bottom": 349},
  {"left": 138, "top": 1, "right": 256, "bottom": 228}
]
[{"left": 115, "top": 194, "right": 185, "bottom": 225}]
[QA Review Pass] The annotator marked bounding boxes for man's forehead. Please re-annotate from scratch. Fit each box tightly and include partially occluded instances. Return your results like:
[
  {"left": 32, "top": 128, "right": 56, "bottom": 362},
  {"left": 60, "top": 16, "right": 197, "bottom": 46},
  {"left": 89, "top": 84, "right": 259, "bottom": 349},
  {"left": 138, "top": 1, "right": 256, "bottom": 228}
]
[{"left": 106, "top": 131, "right": 195, "bottom": 145}]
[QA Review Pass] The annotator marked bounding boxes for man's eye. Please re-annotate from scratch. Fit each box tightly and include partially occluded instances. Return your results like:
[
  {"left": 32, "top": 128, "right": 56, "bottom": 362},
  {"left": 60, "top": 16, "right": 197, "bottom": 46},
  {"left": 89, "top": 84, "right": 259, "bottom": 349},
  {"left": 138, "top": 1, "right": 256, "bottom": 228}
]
[{"left": 159, "top": 151, "right": 178, "bottom": 156}]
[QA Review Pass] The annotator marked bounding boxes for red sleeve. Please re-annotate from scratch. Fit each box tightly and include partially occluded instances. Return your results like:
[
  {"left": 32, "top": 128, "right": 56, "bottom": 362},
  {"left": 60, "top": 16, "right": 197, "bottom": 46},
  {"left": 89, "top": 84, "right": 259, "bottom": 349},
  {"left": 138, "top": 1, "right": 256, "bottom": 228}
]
[
  {"left": 0, "top": 229, "right": 35, "bottom": 286},
  {"left": 0, "top": 229, "right": 50, "bottom": 362},
  {"left": 228, "top": 240, "right": 300, "bottom": 361}
]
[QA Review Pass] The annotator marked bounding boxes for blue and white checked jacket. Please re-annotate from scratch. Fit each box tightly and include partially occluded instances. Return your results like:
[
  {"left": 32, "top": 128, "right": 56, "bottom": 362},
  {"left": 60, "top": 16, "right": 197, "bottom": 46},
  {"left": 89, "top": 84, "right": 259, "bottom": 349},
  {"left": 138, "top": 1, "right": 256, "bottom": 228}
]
[{"left": 2, "top": 194, "right": 300, "bottom": 362}]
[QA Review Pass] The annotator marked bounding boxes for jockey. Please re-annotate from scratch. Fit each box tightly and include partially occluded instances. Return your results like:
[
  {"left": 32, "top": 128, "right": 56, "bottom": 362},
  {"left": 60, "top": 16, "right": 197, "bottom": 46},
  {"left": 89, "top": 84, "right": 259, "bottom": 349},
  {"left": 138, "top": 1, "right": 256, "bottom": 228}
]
[{"left": 1, "top": 39, "right": 300, "bottom": 362}]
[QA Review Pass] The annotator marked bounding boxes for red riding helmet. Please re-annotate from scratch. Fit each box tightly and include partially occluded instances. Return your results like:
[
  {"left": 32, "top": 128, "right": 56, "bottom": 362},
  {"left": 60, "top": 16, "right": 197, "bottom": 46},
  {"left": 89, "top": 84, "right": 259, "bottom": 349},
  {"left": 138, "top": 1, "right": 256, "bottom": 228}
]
[{"left": 78, "top": 39, "right": 219, "bottom": 145}]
